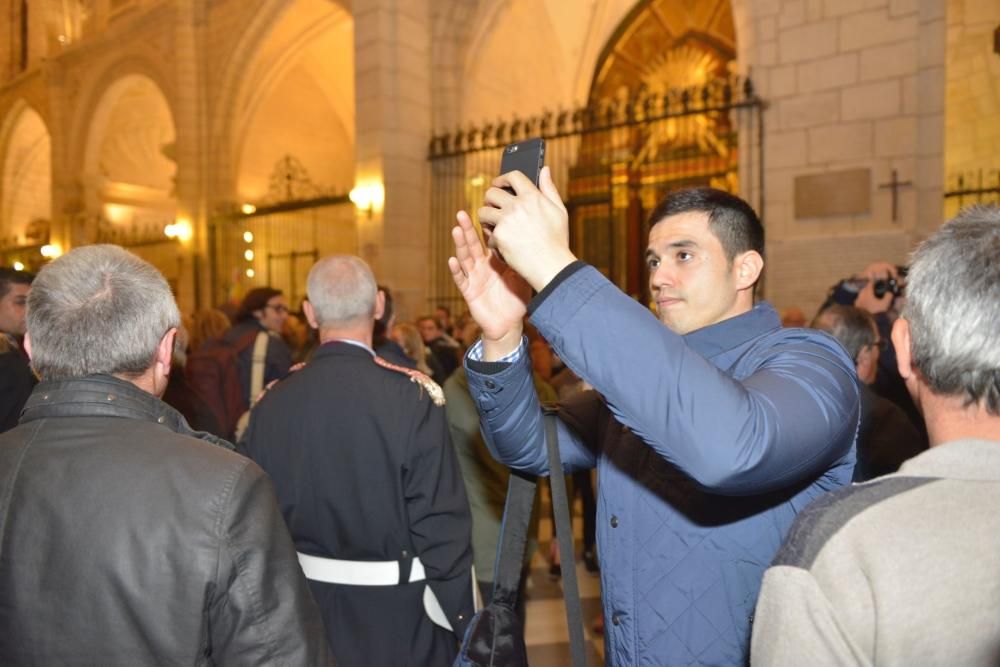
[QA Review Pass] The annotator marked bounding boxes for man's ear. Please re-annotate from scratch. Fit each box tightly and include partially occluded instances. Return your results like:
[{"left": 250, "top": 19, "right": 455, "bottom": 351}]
[
  {"left": 734, "top": 250, "right": 764, "bottom": 291},
  {"left": 23, "top": 333, "right": 32, "bottom": 360},
  {"left": 891, "top": 317, "right": 912, "bottom": 380},
  {"left": 302, "top": 300, "right": 319, "bottom": 330},
  {"left": 156, "top": 328, "right": 177, "bottom": 372},
  {"left": 374, "top": 290, "right": 386, "bottom": 322}
]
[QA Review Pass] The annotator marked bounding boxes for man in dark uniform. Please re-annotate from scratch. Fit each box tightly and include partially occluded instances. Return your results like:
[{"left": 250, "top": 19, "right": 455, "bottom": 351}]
[
  {"left": 240, "top": 255, "right": 474, "bottom": 666},
  {"left": 0, "top": 267, "right": 35, "bottom": 433}
]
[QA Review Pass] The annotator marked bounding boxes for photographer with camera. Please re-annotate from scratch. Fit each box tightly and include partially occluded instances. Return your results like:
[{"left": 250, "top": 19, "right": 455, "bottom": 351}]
[{"left": 822, "top": 262, "right": 924, "bottom": 433}]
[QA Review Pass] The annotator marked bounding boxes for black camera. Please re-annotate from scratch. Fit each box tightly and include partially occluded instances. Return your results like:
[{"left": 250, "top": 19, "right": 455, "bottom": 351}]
[{"left": 872, "top": 266, "right": 908, "bottom": 299}]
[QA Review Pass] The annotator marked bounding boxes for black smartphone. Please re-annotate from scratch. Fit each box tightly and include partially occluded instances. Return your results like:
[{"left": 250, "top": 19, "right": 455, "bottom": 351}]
[{"left": 499, "top": 137, "right": 545, "bottom": 193}]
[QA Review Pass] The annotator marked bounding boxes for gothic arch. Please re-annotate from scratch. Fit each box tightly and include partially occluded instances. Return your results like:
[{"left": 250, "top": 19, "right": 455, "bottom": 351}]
[
  {"left": 435, "top": 0, "right": 754, "bottom": 129},
  {"left": 80, "top": 73, "right": 177, "bottom": 194},
  {"left": 0, "top": 101, "right": 52, "bottom": 249},
  {"left": 209, "top": 0, "right": 352, "bottom": 201},
  {"left": 69, "top": 54, "right": 176, "bottom": 179},
  {"left": 588, "top": 0, "right": 737, "bottom": 102}
]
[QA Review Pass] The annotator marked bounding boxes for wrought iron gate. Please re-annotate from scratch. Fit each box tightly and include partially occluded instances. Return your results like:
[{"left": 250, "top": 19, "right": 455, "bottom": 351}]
[
  {"left": 209, "top": 154, "right": 356, "bottom": 309},
  {"left": 944, "top": 168, "right": 1000, "bottom": 220},
  {"left": 210, "top": 195, "right": 355, "bottom": 309},
  {"left": 427, "top": 75, "right": 765, "bottom": 309}
]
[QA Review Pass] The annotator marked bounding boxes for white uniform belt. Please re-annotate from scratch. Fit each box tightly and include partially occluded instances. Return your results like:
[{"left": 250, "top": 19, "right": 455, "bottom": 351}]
[
  {"left": 297, "top": 552, "right": 427, "bottom": 586},
  {"left": 297, "top": 552, "right": 452, "bottom": 631}
]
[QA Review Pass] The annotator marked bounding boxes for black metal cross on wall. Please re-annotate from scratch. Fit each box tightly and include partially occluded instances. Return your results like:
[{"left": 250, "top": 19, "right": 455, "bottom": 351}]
[{"left": 878, "top": 169, "right": 913, "bottom": 222}]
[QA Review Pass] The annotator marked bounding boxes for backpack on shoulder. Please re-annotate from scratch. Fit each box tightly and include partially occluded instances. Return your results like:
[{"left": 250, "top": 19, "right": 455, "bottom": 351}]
[{"left": 184, "top": 331, "right": 264, "bottom": 441}]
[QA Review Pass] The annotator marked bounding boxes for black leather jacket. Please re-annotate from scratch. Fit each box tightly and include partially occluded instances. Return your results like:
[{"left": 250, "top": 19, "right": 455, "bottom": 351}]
[{"left": 0, "top": 375, "right": 332, "bottom": 665}]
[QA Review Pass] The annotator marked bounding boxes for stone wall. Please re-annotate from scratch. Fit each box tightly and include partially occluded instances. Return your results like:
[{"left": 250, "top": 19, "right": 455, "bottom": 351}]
[{"left": 748, "top": 0, "right": 946, "bottom": 316}]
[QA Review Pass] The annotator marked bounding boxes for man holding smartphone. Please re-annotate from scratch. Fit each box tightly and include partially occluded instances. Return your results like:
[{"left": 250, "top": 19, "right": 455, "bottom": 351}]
[{"left": 448, "top": 168, "right": 859, "bottom": 665}]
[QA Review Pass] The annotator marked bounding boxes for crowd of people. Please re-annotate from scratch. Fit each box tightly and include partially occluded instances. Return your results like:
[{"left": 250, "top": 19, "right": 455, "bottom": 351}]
[{"left": 0, "top": 177, "right": 997, "bottom": 666}]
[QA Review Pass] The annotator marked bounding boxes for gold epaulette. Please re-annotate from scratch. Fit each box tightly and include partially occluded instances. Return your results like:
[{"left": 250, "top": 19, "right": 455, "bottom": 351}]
[
  {"left": 373, "top": 355, "right": 446, "bottom": 407},
  {"left": 252, "top": 361, "right": 307, "bottom": 405}
]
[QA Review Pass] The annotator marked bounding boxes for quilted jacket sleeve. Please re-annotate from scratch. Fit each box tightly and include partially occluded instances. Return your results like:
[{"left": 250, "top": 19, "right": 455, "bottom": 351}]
[
  {"left": 465, "top": 343, "right": 601, "bottom": 476},
  {"left": 528, "top": 264, "right": 859, "bottom": 495}
]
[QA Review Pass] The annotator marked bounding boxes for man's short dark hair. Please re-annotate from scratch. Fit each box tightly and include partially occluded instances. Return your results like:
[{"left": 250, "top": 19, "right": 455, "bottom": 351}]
[
  {"left": 648, "top": 187, "right": 764, "bottom": 263},
  {"left": 810, "top": 305, "right": 876, "bottom": 362},
  {"left": 235, "top": 287, "right": 282, "bottom": 323},
  {"left": 0, "top": 267, "right": 34, "bottom": 299},
  {"left": 416, "top": 315, "right": 440, "bottom": 329}
]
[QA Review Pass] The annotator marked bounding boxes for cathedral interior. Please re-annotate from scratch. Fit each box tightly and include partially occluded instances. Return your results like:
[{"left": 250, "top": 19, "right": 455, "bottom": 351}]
[
  {"left": 2, "top": 0, "right": 998, "bottom": 320},
  {"left": 2, "top": 1, "right": 999, "bottom": 662}
]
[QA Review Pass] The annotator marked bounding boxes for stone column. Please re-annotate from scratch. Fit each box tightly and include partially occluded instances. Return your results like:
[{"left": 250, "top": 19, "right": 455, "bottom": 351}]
[
  {"left": 173, "top": 0, "right": 209, "bottom": 311},
  {"left": 353, "top": 0, "right": 433, "bottom": 320},
  {"left": 42, "top": 60, "right": 82, "bottom": 253}
]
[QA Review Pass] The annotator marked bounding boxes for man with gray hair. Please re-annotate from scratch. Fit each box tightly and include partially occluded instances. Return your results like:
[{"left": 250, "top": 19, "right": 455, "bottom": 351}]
[
  {"left": 752, "top": 206, "right": 1000, "bottom": 665},
  {"left": 811, "top": 305, "right": 925, "bottom": 480},
  {"left": 241, "top": 254, "right": 474, "bottom": 666},
  {"left": 0, "top": 245, "right": 331, "bottom": 665}
]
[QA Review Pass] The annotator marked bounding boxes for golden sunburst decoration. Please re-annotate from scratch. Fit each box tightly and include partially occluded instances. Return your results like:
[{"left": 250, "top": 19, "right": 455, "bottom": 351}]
[{"left": 632, "top": 44, "right": 729, "bottom": 168}]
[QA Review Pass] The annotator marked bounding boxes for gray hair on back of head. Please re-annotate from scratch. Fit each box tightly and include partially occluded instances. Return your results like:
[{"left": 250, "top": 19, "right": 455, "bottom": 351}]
[
  {"left": 810, "top": 305, "right": 876, "bottom": 362},
  {"left": 306, "top": 255, "right": 377, "bottom": 327},
  {"left": 27, "top": 244, "right": 181, "bottom": 380},
  {"left": 903, "top": 204, "right": 1000, "bottom": 415}
]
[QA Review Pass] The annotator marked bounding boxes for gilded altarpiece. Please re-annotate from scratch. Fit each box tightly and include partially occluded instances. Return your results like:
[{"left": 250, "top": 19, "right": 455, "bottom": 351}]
[{"left": 570, "top": 0, "right": 739, "bottom": 297}]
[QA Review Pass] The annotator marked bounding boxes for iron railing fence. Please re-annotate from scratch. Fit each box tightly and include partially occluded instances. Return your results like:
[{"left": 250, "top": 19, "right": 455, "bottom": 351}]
[
  {"left": 427, "top": 75, "right": 765, "bottom": 311},
  {"left": 944, "top": 169, "right": 1000, "bottom": 219},
  {"left": 209, "top": 195, "right": 354, "bottom": 310}
]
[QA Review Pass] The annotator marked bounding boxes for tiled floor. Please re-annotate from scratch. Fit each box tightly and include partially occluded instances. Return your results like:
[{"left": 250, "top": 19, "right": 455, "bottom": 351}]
[{"left": 521, "top": 496, "right": 605, "bottom": 665}]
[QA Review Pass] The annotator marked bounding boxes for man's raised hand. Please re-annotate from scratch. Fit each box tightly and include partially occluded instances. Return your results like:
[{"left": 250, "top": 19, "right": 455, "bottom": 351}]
[{"left": 448, "top": 210, "right": 530, "bottom": 360}]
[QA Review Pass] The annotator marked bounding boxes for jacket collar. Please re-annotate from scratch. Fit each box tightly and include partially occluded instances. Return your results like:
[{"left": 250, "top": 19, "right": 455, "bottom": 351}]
[
  {"left": 896, "top": 439, "right": 1000, "bottom": 481},
  {"left": 313, "top": 339, "right": 375, "bottom": 359},
  {"left": 20, "top": 374, "right": 234, "bottom": 450},
  {"left": 682, "top": 302, "right": 781, "bottom": 360}
]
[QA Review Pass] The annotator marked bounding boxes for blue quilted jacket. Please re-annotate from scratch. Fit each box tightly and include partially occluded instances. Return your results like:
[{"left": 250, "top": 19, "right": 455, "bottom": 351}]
[{"left": 466, "top": 264, "right": 858, "bottom": 666}]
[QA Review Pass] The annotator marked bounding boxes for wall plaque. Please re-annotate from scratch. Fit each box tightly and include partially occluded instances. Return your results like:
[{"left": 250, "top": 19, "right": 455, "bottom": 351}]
[{"left": 794, "top": 168, "right": 871, "bottom": 219}]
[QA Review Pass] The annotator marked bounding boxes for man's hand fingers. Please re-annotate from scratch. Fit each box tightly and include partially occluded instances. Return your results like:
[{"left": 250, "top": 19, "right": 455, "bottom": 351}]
[
  {"left": 447, "top": 256, "right": 468, "bottom": 291},
  {"left": 483, "top": 185, "right": 515, "bottom": 210},
  {"left": 538, "top": 166, "right": 565, "bottom": 210},
  {"left": 456, "top": 210, "right": 486, "bottom": 260},
  {"left": 493, "top": 170, "right": 538, "bottom": 197},
  {"left": 452, "top": 215, "right": 477, "bottom": 274},
  {"left": 478, "top": 205, "right": 502, "bottom": 228}
]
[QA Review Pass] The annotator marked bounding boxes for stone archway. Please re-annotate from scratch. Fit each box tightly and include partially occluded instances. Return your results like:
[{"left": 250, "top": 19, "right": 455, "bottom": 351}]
[
  {"left": 209, "top": 0, "right": 353, "bottom": 202},
  {"left": 572, "top": 0, "right": 742, "bottom": 295},
  {"left": 80, "top": 73, "right": 186, "bottom": 301},
  {"left": 0, "top": 102, "right": 52, "bottom": 270},
  {"left": 209, "top": 0, "right": 356, "bottom": 306},
  {"left": 231, "top": 4, "right": 355, "bottom": 204}
]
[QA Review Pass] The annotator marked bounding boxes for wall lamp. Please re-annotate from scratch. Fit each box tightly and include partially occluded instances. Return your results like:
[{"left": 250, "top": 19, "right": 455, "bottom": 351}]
[
  {"left": 349, "top": 181, "right": 385, "bottom": 218},
  {"left": 40, "top": 244, "right": 63, "bottom": 259},
  {"left": 164, "top": 218, "right": 193, "bottom": 242}
]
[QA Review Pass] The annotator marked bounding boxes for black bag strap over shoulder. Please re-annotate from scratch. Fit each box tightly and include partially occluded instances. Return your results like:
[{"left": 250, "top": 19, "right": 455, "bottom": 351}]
[
  {"left": 469, "top": 409, "right": 587, "bottom": 667},
  {"left": 491, "top": 470, "right": 537, "bottom": 604},
  {"left": 544, "top": 408, "right": 588, "bottom": 667}
]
